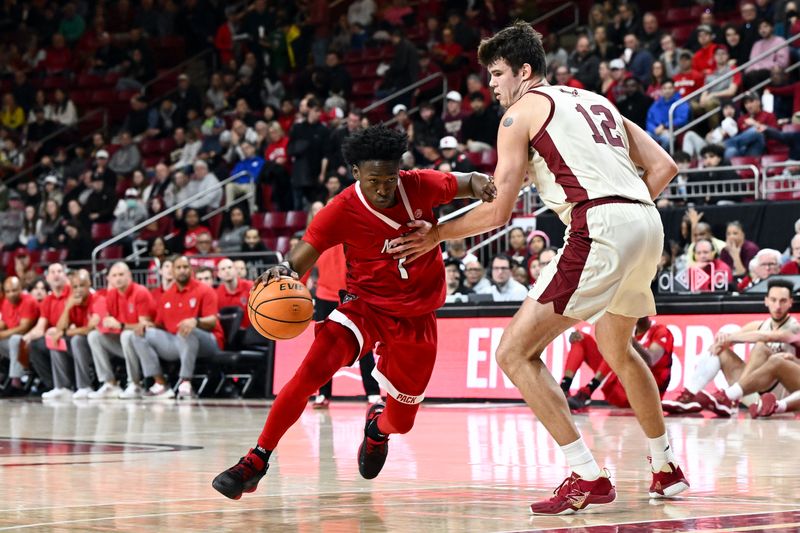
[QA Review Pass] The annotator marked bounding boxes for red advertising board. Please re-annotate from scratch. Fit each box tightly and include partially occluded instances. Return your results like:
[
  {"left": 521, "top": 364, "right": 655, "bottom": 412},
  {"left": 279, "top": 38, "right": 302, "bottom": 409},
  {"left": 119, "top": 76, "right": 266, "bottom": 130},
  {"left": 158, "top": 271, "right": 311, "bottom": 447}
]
[{"left": 273, "top": 313, "right": 767, "bottom": 400}]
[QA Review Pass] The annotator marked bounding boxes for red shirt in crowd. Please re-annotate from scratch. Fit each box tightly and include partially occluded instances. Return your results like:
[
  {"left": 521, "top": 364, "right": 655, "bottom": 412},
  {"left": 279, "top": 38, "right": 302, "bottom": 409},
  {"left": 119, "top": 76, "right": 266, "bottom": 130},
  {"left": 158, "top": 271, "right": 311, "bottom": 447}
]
[
  {"left": 314, "top": 244, "right": 347, "bottom": 302},
  {"left": 0, "top": 293, "right": 39, "bottom": 329},
  {"left": 183, "top": 226, "right": 212, "bottom": 254},
  {"left": 155, "top": 277, "right": 224, "bottom": 348},
  {"left": 66, "top": 293, "right": 95, "bottom": 328},
  {"left": 303, "top": 169, "right": 458, "bottom": 317},
  {"left": 693, "top": 43, "right": 722, "bottom": 75},
  {"left": 216, "top": 278, "right": 254, "bottom": 328},
  {"left": 673, "top": 69, "right": 705, "bottom": 97},
  {"left": 39, "top": 285, "right": 72, "bottom": 326},
  {"left": 265, "top": 136, "right": 291, "bottom": 172},
  {"left": 781, "top": 261, "right": 800, "bottom": 274},
  {"left": 106, "top": 282, "right": 155, "bottom": 325}
]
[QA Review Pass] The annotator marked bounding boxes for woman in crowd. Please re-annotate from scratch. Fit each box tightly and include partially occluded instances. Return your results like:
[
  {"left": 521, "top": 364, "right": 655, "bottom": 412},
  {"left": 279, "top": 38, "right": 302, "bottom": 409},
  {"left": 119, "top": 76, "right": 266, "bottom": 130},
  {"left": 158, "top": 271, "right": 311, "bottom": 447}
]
[
  {"left": 217, "top": 206, "right": 250, "bottom": 254},
  {"left": 19, "top": 204, "right": 42, "bottom": 250},
  {"left": 506, "top": 227, "right": 528, "bottom": 265},
  {"left": 647, "top": 60, "right": 667, "bottom": 100},
  {"left": 51, "top": 88, "right": 78, "bottom": 127},
  {"left": 27, "top": 277, "right": 48, "bottom": 303},
  {"left": 37, "top": 198, "right": 63, "bottom": 249}
]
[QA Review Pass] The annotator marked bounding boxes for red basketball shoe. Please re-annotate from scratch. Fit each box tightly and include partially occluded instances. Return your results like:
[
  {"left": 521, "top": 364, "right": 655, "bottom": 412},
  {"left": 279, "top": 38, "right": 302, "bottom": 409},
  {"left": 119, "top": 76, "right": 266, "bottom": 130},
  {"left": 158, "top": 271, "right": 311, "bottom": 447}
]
[
  {"left": 529, "top": 470, "right": 616, "bottom": 515},
  {"left": 662, "top": 388, "right": 702, "bottom": 415},
  {"left": 649, "top": 460, "right": 690, "bottom": 498},
  {"left": 358, "top": 402, "right": 388, "bottom": 479},
  {"left": 212, "top": 451, "right": 268, "bottom": 500},
  {"left": 756, "top": 392, "right": 778, "bottom": 418},
  {"left": 698, "top": 389, "right": 737, "bottom": 417}
]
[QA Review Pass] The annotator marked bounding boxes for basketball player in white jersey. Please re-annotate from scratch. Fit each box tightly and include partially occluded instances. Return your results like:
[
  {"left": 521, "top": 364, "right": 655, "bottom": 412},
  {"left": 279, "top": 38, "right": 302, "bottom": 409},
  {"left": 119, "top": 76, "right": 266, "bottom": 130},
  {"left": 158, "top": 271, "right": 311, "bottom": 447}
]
[
  {"left": 667, "top": 278, "right": 799, "bottom": 417},
  {"left": 389, "top": 22, "right": 688, "bottom": 514}
]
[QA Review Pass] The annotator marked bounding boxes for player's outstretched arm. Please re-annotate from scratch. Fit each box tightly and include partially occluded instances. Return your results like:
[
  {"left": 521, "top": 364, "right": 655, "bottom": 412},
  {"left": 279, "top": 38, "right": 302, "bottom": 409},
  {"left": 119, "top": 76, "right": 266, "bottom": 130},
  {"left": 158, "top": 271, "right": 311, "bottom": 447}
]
[
  {"left": 623, "top": 117, "right": 678, "bottom": 199},
  {"left": 389, "top": 104, "right": 534, "bottom": 263},
  {"left": 256, "top": 241, "right": 320, "bottom": 288},
  {"left": 452, "top": 171, "right": 498, "bottom": 201}
]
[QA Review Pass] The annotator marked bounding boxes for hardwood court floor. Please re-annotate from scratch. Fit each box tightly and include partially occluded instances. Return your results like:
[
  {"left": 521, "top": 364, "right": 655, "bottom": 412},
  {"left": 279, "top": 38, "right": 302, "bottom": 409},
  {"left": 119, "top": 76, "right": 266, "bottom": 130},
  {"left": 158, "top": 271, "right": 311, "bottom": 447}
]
[{"left": 0, "top": 399, "right": 799, "bottom": 532}]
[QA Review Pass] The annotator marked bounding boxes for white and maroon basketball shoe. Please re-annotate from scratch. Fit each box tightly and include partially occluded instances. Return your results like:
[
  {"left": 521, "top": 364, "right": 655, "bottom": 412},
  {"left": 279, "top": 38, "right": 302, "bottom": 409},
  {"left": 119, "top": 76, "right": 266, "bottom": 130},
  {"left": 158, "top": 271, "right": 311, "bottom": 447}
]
[{"left": 529, "top": 470, "right": 616, "bottom": 515}]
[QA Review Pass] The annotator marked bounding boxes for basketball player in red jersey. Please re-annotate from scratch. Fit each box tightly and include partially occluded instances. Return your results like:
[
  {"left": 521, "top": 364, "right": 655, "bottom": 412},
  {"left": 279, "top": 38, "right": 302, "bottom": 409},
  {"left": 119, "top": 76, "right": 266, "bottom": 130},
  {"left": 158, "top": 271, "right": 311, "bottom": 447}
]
[
  {"left": 212, "top": 126, "right": 496, "bottom": 500},
  {"left": 564, "top": 317, "right": 674, "bottom": 410},
  {"left": 390, "top": 23, "right": 689, "bottom": 514}
]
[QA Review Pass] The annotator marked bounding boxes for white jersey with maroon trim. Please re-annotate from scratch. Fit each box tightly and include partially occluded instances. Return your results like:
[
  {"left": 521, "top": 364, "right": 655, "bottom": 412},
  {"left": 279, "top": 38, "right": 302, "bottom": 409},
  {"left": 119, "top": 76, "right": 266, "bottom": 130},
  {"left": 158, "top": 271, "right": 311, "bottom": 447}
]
[
  {"left": 758, "top": 315, "right": 799, "bottom": 355},
  {"left": 526, "top": 85, "right": 654, "bottom": 225}
]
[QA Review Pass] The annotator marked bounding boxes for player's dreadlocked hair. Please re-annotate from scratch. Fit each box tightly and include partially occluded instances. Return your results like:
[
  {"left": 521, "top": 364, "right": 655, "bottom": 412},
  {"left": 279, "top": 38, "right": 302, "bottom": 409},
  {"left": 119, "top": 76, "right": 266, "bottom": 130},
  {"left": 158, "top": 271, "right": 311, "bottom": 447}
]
[
  {"left": 342, "top": 125, "right": 408, "bottom": 167},
  {"left": 478, "top": 21, "right": 546, "bottom": 77}
]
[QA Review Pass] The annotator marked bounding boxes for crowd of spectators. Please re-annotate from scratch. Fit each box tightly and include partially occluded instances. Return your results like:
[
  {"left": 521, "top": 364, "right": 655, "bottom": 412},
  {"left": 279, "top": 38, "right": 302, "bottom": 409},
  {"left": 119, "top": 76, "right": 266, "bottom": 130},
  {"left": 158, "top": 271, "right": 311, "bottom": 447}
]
[{"left": 0, "top": 0, "right": 798, "bottom": 304}]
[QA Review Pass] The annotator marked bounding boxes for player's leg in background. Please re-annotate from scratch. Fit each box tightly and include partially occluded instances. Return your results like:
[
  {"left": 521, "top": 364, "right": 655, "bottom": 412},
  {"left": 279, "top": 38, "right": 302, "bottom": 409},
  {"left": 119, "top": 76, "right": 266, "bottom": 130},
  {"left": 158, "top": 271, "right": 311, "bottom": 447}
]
[
  {"left": 560, "top": 331, "right": 604, "bottom": 394},
  {"left": 495, "top": 298, "right": 579, "bottom": 445},
  {"left": 736, "top": 342, "right": 772, "bottom": 382}
]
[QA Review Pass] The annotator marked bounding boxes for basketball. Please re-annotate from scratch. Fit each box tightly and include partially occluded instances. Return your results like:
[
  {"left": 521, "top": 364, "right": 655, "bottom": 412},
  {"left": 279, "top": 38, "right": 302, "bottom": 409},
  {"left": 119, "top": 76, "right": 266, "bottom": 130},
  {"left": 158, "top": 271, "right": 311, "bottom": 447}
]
[{"left": 248, "top": 276, "right": 314, "bottom": 341}]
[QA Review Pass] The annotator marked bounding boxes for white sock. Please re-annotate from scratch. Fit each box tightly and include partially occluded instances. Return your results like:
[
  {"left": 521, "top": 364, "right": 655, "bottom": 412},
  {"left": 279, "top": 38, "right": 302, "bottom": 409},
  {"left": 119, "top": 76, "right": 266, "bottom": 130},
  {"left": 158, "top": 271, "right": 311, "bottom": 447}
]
[
  {"left": 648, "top": 433, "right": 677, "bottom": 471},
  {"left": 561, "top": 437, "right": 602, "bottom": 480},
  {"left": 741, "top": 392, "right": 759, "bottom": 407},
  {"left": 686, "top": 354, "right": 721, "bottom": 394},
  {"left": 776, "top": 400, "right": 788, "bottom": 413},
  {"left": 725, "top": 383, "right": 743, "bottom": 401}
]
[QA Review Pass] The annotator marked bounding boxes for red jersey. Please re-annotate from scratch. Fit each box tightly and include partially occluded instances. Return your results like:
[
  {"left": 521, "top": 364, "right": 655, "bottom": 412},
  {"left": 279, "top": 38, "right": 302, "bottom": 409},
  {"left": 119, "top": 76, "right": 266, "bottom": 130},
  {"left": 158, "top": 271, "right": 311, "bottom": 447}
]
[
  {"left": 183, "top": 226, "right": 211, "bottom": 254},
  {"left": 673, "top": 70, "right": 704, "bottom": 97},
  {"left": 315, "top": 244, "right": 346, "bottom": 301},
  {"left": 40, "top": 285, "right": 72, "bottom": 326},
  {"left": 781, "top": 261, "right": 799, "bottom": 274},
  {"left": 66, "top": 293, "right": 95, "bottom": 328},
  {"left": 155, "top": 278, "right": 224, "bottom": 348},
  {"left": 0, "top": 293, "right": 39, "bottom": 329},
  {"left": 106, "top": 282, "right": 155, "bottom": 325},
  {"left": 636, "top": 322, "right": 674, "bottom": 381},
  {"left": 303, "top": 169, "right": 458, "bottom": 317},
  {"left": 216, "top": 278, "right": 254, "bottom": 328},
  {"left": 692, "top": 44, "right": 722, "bottom": 75}
]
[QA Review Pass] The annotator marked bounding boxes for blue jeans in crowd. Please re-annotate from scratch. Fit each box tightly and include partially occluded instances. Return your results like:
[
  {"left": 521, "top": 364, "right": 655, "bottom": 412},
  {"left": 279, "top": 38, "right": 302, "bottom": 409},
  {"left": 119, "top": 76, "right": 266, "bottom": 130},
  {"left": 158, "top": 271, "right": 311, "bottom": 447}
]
[{"left": 724, "top": 127, "right": 765, "bottom": 160}]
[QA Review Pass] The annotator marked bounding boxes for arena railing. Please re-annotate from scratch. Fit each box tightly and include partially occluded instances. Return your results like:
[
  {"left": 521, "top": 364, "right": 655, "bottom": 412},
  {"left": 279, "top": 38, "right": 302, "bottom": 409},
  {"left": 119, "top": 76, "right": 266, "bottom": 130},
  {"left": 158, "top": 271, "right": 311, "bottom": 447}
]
[
  {"left": 3, "top": 108, "right": 108, "bottom": 188},
  {"left": 668, "top": 32, "right": 800, "bottom": 153},
  {"left": 464, "top": 204, "right": 551, "bottom": 264},
  {"left": 90, "top": 170, "right": 250, "bottom": 280},
  {"left": 437, "top": 183, "right": 543, "bottom": 262},
  {"left": 658, "top": 164, "right": 761, "bottom": 202},
  {"left": 82, "top": 251, "right": 283, "bottom": 289},
  {"left": 529, "top": 2, "right": 580, "bottom": 36},
  {"left": 759, "top": 159, "right": 800, "bottom": 199}
]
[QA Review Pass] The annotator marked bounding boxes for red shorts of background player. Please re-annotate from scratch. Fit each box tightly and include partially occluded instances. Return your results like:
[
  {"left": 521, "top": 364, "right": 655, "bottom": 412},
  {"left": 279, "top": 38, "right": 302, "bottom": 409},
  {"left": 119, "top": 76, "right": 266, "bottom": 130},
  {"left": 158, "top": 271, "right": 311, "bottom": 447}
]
[
  {"left": 567, "top": 334, "right": 671, "bottom": 408},
  {"left": 323, "top": 294, "right": 437, "bottom": 405}
]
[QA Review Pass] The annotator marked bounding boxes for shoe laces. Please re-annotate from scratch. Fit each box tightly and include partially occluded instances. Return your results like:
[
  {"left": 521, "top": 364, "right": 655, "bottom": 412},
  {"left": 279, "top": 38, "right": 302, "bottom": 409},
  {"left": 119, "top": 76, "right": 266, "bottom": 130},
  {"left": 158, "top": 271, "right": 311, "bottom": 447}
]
[
  {"left": 678, "top": 389, "right": 694, "bottom": 402},
  {"left": 552, "top": 474, "right": 584, "bottom": 499},
  {"left": 231, "top": 455, "right": 261, "bottom": 479}
]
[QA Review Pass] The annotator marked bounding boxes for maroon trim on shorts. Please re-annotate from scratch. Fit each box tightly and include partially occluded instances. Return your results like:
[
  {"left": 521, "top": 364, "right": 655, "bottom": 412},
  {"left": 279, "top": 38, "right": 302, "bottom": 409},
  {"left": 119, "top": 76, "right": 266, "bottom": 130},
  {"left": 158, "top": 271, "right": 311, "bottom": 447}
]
[{"left": 537, "top": 196, "right": 642, "bottom": 315}]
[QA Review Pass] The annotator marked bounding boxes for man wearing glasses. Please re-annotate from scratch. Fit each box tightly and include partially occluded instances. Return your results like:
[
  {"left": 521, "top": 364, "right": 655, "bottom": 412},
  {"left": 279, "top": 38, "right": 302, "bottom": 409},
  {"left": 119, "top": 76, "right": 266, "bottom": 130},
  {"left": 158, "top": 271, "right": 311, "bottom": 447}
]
[{"left": 476, "top": 255, "right": 527, "bottom": 302}]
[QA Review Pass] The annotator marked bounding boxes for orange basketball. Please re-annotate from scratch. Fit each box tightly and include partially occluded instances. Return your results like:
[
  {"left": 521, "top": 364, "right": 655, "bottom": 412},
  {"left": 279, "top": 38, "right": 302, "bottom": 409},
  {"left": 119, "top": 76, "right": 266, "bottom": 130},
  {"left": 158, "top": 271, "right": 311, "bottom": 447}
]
[{"left": 248, "top": 276, "right": 314, "bottom": 341}]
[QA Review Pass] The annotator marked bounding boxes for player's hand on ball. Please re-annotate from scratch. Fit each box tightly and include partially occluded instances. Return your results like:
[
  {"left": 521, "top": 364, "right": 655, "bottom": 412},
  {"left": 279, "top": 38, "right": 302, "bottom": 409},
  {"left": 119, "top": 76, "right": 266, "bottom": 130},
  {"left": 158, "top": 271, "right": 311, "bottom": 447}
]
[
  {"left": 389, "top": 219, "right": 441, "bottom": 264},
  {"left": 255, "top": 264, "right": 299, "bottom": 289},
  {"left": 470, "top": 172, "right": 497, "bottom": 202}
]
